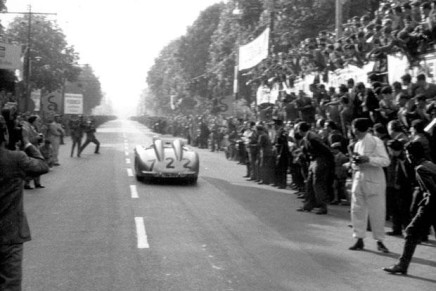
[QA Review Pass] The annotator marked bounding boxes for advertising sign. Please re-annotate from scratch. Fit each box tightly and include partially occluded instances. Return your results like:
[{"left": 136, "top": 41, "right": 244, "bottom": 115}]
[
  {"left": 0, "top": 43, "right": 22, "bottom": 70},
  {"left": 239, "top": 28, "right": 270, "bottom": 71},
  {"left": 41, "top": 91, "right": 62, "bottom": 116},
  {"left": 64, "top": 93, "right": 83, "bottom": 114}
]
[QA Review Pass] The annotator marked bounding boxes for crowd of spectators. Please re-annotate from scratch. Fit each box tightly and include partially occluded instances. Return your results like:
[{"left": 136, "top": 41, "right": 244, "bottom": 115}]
[
  {"left": 246, "top": 0, "right": 436, "bottom": 89},
  {"left": 147, "top": 71, "right": 436, "bottom": 241},
  {"left": 0, "top": 101, "right": 104, "bottom": 189}
]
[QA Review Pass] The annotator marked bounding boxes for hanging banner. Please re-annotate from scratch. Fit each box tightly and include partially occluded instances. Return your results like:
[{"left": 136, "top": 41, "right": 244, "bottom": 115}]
[
  {"left": 64, "top": 93, "right": 83, "bottom": 114},
  {"left": 256, "top": 85, "right": 272, "bottom": 105},
  {"left": 387, "top": 53, "right": 409, "bottom": 85},
  {"left": 0, "top": 42, "right": 22, "bottom": 70},
  {"left": 239, "top": 28, "right": 270, "bottom": 71}
]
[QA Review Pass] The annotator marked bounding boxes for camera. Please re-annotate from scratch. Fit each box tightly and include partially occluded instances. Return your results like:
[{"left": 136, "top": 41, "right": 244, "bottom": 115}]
[{"left": 352, "top": 153, "right": 362, "bottom": 164}]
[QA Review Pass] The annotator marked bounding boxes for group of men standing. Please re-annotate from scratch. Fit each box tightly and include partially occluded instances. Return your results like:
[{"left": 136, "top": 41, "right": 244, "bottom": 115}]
[
  {"left": 242, "top": 119, "right": 290, "bottom": 190},
  {"left": 68, "top": 115, "right": 100, "bottom": 157}
]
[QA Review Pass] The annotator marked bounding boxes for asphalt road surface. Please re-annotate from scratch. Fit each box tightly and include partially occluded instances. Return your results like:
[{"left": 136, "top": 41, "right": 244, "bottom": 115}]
[{"left": 21, "top": 119, "right": 436, "bottom": 291}]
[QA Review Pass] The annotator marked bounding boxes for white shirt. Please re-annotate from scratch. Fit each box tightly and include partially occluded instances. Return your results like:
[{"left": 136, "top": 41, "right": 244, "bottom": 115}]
[{"left": 352, "top": 132, "right": 390, "bottom": 194}]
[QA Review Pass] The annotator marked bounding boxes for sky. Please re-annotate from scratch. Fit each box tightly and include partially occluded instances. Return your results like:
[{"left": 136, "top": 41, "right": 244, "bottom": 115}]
[{"left": 3, "top": 0, "right": 225, "bottom": 117}]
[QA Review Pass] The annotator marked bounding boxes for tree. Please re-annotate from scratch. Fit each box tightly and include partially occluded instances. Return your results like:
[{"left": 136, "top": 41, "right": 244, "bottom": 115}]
[
  {"left": 6, "top": 15, "right": 81, "bottom": 92},
  {"left": 146, "top": 39, "right": 186, "bottom": 115},
  {"left": 77, "top": 65, "right": 103, "bottom": 114},
  {"left": 144, "top": 0, "right": 385, "bottom": 115},
  {"left": 178, "top": 3, "right": 224, "bottom": 99}
]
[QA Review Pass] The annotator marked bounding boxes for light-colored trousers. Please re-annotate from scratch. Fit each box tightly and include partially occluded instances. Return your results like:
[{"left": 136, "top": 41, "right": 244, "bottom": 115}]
[
  {"left": 49, "top": 137, "right": 61, "bottom": 164},
  {"left": 351, "top": 188, "right": 386, "bottom": 241}
]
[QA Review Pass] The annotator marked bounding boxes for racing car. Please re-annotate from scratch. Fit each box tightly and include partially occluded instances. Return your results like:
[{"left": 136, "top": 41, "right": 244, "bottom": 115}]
[{"left": 134, "top": 138, "right": 199, "bottom": 184}]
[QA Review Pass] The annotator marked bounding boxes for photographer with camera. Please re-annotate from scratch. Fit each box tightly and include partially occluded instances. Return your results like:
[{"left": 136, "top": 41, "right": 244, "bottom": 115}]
[
  {"left": 0, "top": 114, "right": 49, "bottom": 290},
  {"left": 349, "top": 118, "right": 391, "bottom": 253}
]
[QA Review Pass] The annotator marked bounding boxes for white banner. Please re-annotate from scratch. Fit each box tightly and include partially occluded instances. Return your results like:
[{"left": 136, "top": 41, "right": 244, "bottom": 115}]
[
  {"left": 238, "top": 28, "right": 269, "bottom": 71},
  {"left": 0, "top": 43, "right": 23, "bottom": 70},
  {"left": 256, "top": 85, "right": 272, "bottom": 105},
  {"left": 387, "top": 53, "right": 409, "bottom": 85},
  {"left": 64, "top": 93, "right": 83, "bottom": 115}
]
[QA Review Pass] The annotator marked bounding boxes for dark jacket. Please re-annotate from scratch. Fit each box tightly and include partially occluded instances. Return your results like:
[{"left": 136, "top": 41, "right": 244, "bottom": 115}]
[
  {"left": 415, "top": 160, "right": 436, "bottom": 211},
  {"left": 0, "top": 145, "right": 49, "bottom": 244}
]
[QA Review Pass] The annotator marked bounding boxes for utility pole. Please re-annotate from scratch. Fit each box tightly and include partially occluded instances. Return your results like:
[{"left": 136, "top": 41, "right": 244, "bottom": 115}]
[
  {"left": 1, "top": 5, "right": 56, "bottom": 112},
  {"left": 335, "top": 0, "right": 344, "bottom": 41}
]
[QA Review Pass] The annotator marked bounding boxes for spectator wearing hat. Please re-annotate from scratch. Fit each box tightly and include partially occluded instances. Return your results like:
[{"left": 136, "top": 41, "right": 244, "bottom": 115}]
[
  {"left": 385, "top": 139, "right": 415, "bottom": 236},
  {"left": 295, "top": 91, "right": 316, "bottom": 125},
  {"left": 257, "top": 125, "right": 274, "bottom": 185},
  {"left": 400, "top": 74, "right": 418, "bottom": 98},
  {"left": 349, "top": 118, "right": 390, "bottom": 253},
  {"left": 69, "top": 115, "right": 84, "bottom": 158},
  {"left": 46, "top": 115, "right": 65, "bottom": 166},
  {"left": 296, "top": 122, "right": 334, "bottom": 215},
  {"left": 378, "top": 85, "right": 398, "bottom": 124},
  {"left": 396, "top": 29, "right": 422, "bottom": 64},
  {"left": 392, "top": 4, "right": 406, "bottom": 31},
  {"left": 246, "top": 122, "right": 260, "bottom": 181},
  {"left": 409, "top": 119, "right": 432, "bottom": 160},
  {"left": 387, "top": 119, "right": 409, "bottom": 144},
  {"left": 392, "top": 81, "right": 406, "bottom": 103},
  {"left": 408, "top": 94, "right": 431, "bottom": 124},
  {"left": 273, "top": 119, "right": 289, "bottom": 189},
  {"left": 339, "top": 84, "right": 354, "bottom": 136},
  {"left": 241, "top": 121, "right": 255, "bottom": 178},
  {"left": 414, "top": 74, "right": 436, "bottom": 100},
  {"left": 410, "top": 0, "right": 424, "bottom": 23},
  {"left": 383, "top": 141, "right": 436, "bottom": 275},
  {"left": 373, "top": 123, "right": 391, "bottom": 146}
]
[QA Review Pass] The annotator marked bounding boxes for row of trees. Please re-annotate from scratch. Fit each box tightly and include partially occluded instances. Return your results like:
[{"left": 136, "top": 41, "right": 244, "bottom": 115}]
[
  {"left": 0, "top": 3, "right": 103, "bottom": 115},
  {"left": 145, "top": 0, "right": 382, "bottom": 115}
]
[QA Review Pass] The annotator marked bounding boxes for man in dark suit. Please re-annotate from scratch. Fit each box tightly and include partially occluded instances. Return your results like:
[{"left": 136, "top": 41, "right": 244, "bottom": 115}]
[
  {"left": 0, "top": 115, "right": 49, "bottom": 290},
  {"left": 79, "top": 119, "right": 100, "bottom": 155},
  {"left": 296, "top": 121, "right": 334, "bottom": 214},
  {"left": 383, "top": 141, "right": 436, "bottom": 275}
]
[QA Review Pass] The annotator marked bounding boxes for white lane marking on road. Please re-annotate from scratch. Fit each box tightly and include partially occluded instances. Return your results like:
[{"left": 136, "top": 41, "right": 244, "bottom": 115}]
[
  {"left": 135, "top": 217, "right": 149, "bottom": 249},
  {"left": 126, "top": 158, "right": 131, "bottom": 164},
  {"left": 125, "top": 151, "right": 129, "bottom": 156},
  {"left": 127, "top": 168, "right": 133, "bottom": 176},
  {"left": 130, "top": 185, "right": 138, "bottom": 198}
]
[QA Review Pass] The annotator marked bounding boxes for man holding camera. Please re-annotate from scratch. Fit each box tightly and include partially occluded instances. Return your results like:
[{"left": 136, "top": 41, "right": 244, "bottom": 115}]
[
  {"left": 0, "top": 115, "right": 49, "bottom": 290},
  {"left": 349, "top": 118, "right": 391, "bottom": 253}
]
